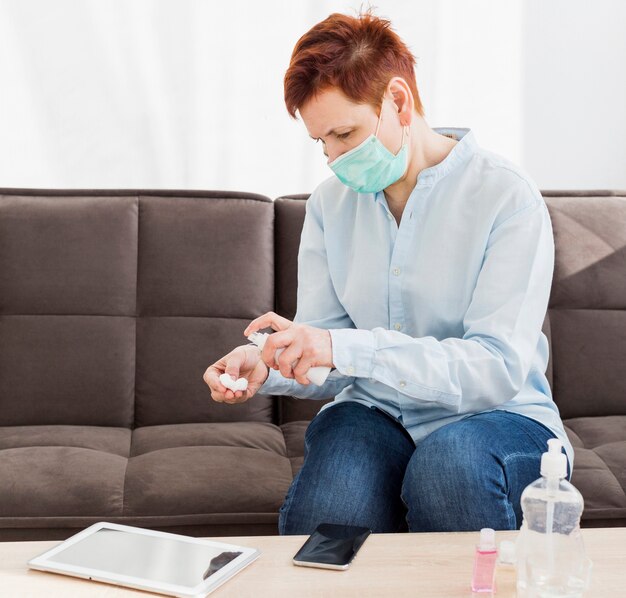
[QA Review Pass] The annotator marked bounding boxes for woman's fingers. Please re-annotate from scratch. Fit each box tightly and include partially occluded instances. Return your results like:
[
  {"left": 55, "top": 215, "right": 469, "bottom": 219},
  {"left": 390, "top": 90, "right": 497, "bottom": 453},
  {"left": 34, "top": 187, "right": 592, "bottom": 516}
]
[
  {"left": 203, "top": 365, "right": 227, "bottom": 393},
  {"left": 292, "top": 352, "right": 314, "bottom": 385},
  {"left": 273, "top": 336, "right": 305, "bottom": 381},
  {"left": 222, "top": 389, "right": 245, "bottom": 402},
  {"left": 203, "top": 363, "right": 245, "bottom": 403},
  {"left": 260, "top": 329, "right": 297, "bottom": 374},
  {"left": 243, "top": 311, "right": 293, "bottom": 337}
]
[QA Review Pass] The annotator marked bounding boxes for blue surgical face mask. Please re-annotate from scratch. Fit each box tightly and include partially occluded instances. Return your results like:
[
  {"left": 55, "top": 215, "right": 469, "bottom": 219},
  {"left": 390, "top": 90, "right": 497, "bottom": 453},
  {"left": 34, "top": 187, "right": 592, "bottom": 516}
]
[{"left": 328, "top": 100, "right": 409, "bottom": 194}]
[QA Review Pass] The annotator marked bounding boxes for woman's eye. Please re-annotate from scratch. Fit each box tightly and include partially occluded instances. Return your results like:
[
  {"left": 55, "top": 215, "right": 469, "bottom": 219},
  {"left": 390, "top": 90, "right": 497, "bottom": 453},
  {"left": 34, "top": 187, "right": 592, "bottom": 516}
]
[{"left": 337, "top": 132, "right": 351, "bottom": 140}]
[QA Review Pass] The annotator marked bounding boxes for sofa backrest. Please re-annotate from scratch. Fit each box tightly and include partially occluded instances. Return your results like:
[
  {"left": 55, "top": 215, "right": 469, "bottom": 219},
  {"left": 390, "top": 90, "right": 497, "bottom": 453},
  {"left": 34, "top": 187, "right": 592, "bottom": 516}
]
[
  {"left": 542, "top": 191, "right": 626, "bottom": 419},
  {"left": 274, "top": 191, "right": 626, "bottom": 423},
  {"left": 0, "top": 189, "right": 276, "bottom": 428},
  {"left": 2, "top": 188, "right": 624, "bottom": 429}
]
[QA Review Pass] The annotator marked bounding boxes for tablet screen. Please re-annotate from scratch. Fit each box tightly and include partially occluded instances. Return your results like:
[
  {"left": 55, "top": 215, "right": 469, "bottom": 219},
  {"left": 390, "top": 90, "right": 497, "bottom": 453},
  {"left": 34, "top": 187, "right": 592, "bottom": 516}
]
[{"left": 44, "top": 527, "right": 242, "bottom": 587}]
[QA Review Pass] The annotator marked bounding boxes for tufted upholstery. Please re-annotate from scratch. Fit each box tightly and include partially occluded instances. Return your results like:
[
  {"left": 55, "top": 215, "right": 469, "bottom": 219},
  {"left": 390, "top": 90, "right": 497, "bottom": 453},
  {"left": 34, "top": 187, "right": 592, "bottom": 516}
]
[{"left": 0, "top": 188, "right": 624, "bottom": 541}]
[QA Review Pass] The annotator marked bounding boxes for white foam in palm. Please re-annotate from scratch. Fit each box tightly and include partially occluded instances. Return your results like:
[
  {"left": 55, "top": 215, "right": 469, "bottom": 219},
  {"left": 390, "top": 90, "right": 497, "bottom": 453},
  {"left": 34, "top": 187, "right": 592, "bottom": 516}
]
[{"left": 219, "top": 373, "right": 249, "bottom": 392}]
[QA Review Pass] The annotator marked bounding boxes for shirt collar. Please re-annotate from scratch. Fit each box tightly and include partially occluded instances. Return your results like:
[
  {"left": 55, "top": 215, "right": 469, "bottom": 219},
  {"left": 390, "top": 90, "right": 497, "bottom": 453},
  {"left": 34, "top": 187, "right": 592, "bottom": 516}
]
[{"left": 374, "top": 127, "right": 477, "bottom": 204}]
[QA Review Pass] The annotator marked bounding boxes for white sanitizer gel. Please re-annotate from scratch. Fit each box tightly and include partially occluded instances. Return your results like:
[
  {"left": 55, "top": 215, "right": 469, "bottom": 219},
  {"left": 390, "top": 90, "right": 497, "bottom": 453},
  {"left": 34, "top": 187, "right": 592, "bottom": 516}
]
[
  {"left": 246, "top": 331, "right": 331, "bottom": 386},
  {"left": 515, "top": 439, "right": 592, "bottom": 597}
]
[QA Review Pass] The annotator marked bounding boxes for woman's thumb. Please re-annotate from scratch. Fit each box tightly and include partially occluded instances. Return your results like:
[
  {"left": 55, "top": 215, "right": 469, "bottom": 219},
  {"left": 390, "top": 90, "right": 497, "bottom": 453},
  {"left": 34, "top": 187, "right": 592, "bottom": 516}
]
[{"left": 224, "top": 353, "right": 244, "bottom": 380}]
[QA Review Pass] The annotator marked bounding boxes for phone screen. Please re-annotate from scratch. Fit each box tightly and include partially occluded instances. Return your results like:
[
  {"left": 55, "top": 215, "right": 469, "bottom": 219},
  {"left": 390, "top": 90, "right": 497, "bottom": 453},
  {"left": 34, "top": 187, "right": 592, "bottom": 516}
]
[{"left": 292, "top": 523, "right": 372, "bottom": 570}]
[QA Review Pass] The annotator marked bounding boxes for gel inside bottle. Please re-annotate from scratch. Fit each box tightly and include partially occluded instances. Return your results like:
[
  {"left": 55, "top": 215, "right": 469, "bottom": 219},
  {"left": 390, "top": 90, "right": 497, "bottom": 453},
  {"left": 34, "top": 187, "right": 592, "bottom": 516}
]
[{"left": 472, "top": 527, "right": 497, "bottom": 593}]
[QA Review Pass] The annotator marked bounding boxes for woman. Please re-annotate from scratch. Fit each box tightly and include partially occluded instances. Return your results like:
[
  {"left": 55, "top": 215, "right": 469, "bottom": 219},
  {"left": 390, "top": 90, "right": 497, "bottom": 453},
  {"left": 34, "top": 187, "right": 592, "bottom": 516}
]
[{"left": 203, "top": 10, "right": 573, "bottom": 535}]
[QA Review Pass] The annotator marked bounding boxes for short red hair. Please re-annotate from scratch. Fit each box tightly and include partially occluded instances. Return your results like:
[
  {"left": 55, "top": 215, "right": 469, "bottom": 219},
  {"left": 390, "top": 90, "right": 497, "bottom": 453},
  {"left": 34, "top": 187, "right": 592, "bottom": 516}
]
[{"left": 284, "top": 9, "right": 425, "bottom": 119}]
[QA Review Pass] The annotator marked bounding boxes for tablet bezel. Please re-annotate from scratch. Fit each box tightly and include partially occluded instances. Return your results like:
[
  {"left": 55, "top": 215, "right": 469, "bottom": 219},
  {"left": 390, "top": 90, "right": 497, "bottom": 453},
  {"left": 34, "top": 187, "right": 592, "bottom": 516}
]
[{"left": 27, "top": 521, "right": 261, "bottom": 597}]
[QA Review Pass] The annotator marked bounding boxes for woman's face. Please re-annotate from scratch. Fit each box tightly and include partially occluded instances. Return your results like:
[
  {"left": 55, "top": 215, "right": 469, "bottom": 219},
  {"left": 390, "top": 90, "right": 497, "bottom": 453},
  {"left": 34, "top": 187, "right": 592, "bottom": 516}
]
[{"left": 300, "top": 86, "right": 404, "bottom": 164}]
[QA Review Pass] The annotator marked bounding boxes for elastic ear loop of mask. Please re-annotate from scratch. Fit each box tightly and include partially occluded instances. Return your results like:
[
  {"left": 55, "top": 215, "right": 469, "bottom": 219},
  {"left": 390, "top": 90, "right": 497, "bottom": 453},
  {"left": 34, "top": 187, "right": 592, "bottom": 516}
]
[
  {"left": 375, "top": 98, "right": 385, "bottom": 138},
  {"left": 376, "top": 98, "right": 409, "bottom": 150}
]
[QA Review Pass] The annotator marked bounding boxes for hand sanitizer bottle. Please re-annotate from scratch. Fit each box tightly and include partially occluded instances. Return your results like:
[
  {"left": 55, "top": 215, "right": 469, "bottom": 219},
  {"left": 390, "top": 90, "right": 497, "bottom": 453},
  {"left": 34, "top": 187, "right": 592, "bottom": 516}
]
[
  {"left": 516, "top": 439, "right": 592, "bottom": 597},
  {"left": 496, "top": 540, "right": 517, "bottom": 593},
  {"left": 471, "top": 527, "right": 497, "bottom": 593},
  {"left": 246, "top": 331, "right": 331, "bottom": 386}
]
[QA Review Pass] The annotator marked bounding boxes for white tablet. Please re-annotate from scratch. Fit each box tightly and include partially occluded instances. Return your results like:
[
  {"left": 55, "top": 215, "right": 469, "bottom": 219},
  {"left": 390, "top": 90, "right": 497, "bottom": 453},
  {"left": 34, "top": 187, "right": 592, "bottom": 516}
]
[{"left": 27, "top": 521, "right": 261, "bottom": 597}]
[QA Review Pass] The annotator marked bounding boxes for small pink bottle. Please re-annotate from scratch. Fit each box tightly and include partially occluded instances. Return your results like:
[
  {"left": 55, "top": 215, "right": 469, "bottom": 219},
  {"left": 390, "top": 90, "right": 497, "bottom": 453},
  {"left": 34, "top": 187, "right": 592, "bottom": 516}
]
[{"left": 471, "top": 527, "right": 497, "bottom": 593}]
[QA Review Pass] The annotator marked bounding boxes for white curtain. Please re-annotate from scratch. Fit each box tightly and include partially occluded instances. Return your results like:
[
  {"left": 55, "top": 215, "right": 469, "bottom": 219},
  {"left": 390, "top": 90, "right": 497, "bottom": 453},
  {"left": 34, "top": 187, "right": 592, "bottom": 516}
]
[{"left": 0, "top": 0, "right": 624, "bottom": 198}]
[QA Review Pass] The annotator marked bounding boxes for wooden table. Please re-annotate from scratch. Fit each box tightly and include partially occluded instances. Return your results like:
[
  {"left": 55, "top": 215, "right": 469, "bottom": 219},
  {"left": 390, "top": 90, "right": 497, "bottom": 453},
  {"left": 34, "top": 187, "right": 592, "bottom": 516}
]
[{"left": 2, "top": 527, "right": 625, "bottom": 597}]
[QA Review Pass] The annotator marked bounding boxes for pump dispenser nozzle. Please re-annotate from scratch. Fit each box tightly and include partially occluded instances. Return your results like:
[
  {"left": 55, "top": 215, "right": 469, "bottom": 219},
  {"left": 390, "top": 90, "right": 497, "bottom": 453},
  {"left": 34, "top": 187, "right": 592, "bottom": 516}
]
[{"left": 540, "top": 438, "right": 567, "bottom": 479}]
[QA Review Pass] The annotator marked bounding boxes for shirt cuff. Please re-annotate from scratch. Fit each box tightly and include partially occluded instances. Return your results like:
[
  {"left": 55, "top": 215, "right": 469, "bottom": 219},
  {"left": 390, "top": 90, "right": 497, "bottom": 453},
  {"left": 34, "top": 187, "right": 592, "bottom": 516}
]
[
  {"left": 256, "top": 366, "right": 294, "bottom": 395},
  {"left": 329, "top": 328, "right": 376, "bottom": 378}
]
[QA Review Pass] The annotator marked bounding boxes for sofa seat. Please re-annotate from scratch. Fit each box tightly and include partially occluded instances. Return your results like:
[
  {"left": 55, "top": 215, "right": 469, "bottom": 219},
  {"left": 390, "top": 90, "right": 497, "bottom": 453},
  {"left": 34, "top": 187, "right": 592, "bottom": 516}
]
[
  {"left": 564, "top": 416, "right": 626, "bottom": 525},
  {"left": 0, "top": 422, "right": 293, "bottom": 535},
  {"left": 279, "top": 420, "right": 309, "bottom": 476},
  {"left": 0, "top": 425, "right": 131, "bottom": 519}
]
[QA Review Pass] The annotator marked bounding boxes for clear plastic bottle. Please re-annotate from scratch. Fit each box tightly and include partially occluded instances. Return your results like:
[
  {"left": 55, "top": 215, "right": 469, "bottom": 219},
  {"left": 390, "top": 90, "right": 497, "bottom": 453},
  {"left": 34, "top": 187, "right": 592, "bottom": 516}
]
[
  {"left": 247, "top": 331, "right": 331, "bottom": 386},
  {"left": 515, "top": 439, "right": 592, "bottom": 597}
]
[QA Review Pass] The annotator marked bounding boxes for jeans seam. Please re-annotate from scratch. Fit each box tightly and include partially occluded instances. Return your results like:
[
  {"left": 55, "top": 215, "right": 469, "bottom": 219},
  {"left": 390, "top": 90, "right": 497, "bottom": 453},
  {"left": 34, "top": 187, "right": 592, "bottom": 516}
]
[
  {"left": 504, "top": 412, "right": 572, "bottom": 478},
  {"left": 499, "top": 410, "right": 557, "bottom": 449},
  {"left": 501, "top": 451, "right": 538, "bottom": 529}
]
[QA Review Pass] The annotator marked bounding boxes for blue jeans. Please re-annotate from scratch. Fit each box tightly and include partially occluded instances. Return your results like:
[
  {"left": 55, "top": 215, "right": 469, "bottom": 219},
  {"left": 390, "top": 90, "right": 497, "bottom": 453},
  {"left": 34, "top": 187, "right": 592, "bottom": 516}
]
[{"left": 278, "top": 401, "right": 571, "bottom": 534}]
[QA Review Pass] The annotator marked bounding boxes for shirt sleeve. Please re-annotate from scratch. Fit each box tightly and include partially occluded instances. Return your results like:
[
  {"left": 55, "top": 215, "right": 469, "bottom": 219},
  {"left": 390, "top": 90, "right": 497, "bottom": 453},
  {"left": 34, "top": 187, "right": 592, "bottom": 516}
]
[
  {"left": 257, "top": 187, "right": 356, "bottom": 400},
  {"left": 329, "top": 188, "right": 555, "bottom": 415}
]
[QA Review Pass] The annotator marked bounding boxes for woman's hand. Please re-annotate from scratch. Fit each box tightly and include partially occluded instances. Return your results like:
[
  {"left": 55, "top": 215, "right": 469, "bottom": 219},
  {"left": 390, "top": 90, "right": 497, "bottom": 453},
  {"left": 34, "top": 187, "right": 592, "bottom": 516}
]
[
  {"left": 203, "top": 344, "right": 268, "bottom": 404},
  {"left": 243, "top": 311, "right": 334, "bottom": 385}
]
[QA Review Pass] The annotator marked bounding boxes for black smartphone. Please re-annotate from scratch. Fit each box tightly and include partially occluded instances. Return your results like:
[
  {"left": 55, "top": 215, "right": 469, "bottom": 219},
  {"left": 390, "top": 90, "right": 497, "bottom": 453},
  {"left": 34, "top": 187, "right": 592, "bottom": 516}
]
[{"left": 292, "top": 522, "right": 372, "bottom": 570}]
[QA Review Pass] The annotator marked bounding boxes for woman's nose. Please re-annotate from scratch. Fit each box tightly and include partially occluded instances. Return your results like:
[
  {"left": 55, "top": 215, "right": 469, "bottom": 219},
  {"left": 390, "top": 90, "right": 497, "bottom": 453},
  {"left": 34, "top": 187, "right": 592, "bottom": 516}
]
[{"left": 325, "top": 146, "right": 339, "bottom": 164}]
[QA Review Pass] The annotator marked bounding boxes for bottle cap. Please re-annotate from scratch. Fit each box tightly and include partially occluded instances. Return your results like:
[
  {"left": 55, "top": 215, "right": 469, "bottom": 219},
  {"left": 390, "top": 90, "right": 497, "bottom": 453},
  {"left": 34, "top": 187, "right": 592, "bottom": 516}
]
[
  {"left": 247, "top": 331, "right": 268, "bottom": 350},
  {"left": 540, "top": 438, "right": 567, "bottom": 479},
  {"left": 478, "top": 527, "right": 496, "bottom": 550},
  {"left": 498, "top": 540, "right": 516, "bottom": 564}
]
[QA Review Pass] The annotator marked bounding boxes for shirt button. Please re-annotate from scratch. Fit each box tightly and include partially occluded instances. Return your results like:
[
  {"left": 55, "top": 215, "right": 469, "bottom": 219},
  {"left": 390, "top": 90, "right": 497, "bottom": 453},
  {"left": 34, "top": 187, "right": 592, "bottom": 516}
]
[
  {"left": 347, "top": 366, "right": 355, "bottom": 375},
  {"left": 399, "top": 380, "right": 407, "bottom": 388},
  {"left": 392, "top": 267, "right": 401, "bottom": 276},
  {"left": 394, "top": 322, "right": 402, "bottom": 331},
  {"left": 368, "top": 377, "right": 376, "bottom": 384}
]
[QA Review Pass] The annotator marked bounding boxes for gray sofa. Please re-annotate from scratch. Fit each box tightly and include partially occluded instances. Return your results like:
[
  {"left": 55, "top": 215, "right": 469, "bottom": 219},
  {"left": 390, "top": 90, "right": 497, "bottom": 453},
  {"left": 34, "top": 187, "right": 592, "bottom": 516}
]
[{"left": 0, "top": 187, "right": 624, "bottom": 542}]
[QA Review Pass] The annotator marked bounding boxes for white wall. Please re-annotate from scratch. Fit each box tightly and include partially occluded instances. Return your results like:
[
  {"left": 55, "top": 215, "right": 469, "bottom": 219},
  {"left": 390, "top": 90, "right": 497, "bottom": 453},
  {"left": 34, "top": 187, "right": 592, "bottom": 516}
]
[
  {"left": 0, "top": 0, "right": 624, "bottom": 198},
  {"left": 522, "top": 0, "right": 626, "bottom": 189}
]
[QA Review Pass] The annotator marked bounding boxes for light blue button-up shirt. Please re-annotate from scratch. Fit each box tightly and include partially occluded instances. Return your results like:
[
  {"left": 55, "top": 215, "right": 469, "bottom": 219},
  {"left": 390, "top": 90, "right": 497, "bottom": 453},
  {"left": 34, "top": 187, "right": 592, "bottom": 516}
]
[{"left": 258, "top": 127, "right": 574, "bottom": 473}]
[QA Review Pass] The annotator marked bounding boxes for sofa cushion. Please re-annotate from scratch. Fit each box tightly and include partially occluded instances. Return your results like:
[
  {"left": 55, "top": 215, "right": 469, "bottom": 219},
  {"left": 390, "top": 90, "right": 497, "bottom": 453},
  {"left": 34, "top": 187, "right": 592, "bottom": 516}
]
[
  {"left": 564, "top": 416, "right": 626, "bottom": 523},
  {"left": 0, "top": 422, "right": 293, "bottom": 528},
  {"left": 546, "top": 194, "right": 626, "bottom": 419},
  {"left": 0, "top": 425, "right": 131, "bottom": 456},
  {"left": 0, "top": 190, "right": 277, "bottom": 428},
  {"left": 125, "top": 422, "right": 292, "bottom": 516},
  {"left": 547, "top": 194, "right": 626, "bottom": 310},
  {"left": 549, "top": 309, "right": 626, "bottom": 419},
  {"left": 0, "top": 426, "right": 131, "bottom": 518},
  {"left": 135, "top": 315, "right": 274, "bottom": 426},
  {"left": 130, "top": 421, "right": 286, "bottom": 456},
  {"left": 0, "top": 194, "right": 138, "bottom": 427},
  {"left": 274, "top": 195, "right": 308, "bottom": 320},
  {"left": 135, "top": 192, "right": 275, "bottom": 426},
  {"left": 280, "top": 420, "right": 309, "bottom": 477}
]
